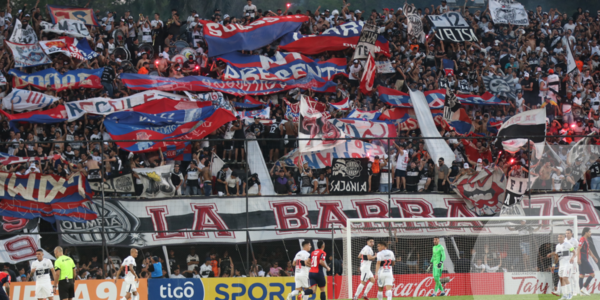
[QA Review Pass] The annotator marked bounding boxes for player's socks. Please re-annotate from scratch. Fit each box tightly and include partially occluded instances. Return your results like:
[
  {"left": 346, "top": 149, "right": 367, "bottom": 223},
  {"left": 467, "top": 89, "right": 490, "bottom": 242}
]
[
  {"left": 385, "top": 290, "right": 392, "bottom": 300},
  {"left": 585, "top": 276, "right": 594, "bottom": 288},
  {"left": 288, "top": 289, "right": 299, "bottom": 300},
  {"left": 364, "top": 282, "right": 373, "bottom": 295},
  {"left": 355, "top": 284, "right": 364, "bottom": 298},
  {"left": 562, "top": 285, "right": 568, "bottom": 297},
  {"left": 320, "top": 291, "right": 326, "bottom": 300},
  {"left": 377, "top": 291, "right": 383, "bottom": 300},
  {"left": 580, "top": 277, "right": 585, "bottom": 289}
]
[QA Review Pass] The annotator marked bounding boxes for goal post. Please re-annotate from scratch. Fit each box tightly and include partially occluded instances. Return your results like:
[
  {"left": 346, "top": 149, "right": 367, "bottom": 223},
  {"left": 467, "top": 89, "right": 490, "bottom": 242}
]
[{"left": 342, "top": 215, "right": 578, "bottom": 299}]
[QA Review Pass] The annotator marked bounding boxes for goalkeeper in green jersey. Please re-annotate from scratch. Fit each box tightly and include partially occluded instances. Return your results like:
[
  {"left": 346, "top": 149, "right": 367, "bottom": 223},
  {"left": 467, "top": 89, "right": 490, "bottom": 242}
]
[{"left": 430, "top": 237, "right": 446, "bottom": 297}]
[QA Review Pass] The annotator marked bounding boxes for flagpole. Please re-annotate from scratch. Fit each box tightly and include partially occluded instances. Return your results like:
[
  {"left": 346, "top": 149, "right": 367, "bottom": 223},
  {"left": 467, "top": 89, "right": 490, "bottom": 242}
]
[{"left": 527, "top": 138, "right": 531, "bottom": 216}]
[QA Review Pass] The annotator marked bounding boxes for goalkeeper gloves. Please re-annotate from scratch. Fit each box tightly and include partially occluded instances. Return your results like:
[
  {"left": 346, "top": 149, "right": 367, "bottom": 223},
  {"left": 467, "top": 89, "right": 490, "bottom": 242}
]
[
  {"left": 426, "top": 264, "right": 432, "bottom": 273},
  {"left": 437, "top": 263, "right": 442, "bottom": 269}
]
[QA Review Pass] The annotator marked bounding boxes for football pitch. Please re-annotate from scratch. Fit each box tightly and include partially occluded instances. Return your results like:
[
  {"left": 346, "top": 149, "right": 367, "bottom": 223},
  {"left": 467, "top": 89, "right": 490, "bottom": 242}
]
[{"left": 338, "top": 296, "right": 599, "bottom": 300}]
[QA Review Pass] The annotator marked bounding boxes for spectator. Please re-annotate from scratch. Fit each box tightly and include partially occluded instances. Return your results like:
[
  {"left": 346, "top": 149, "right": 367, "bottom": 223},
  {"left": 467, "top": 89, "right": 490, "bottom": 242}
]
[
  {"left": 186, "top": 247, "right": 199, "bottom": 271},
  {"left": 170, "top": 164, "right": 184, "bottom": 195},
  {"left": 199, "top": 258, "right": 212, "bottom": 278},
  {"left": 247, "top": 173, "right": 261, "bottom": 196},
  {"left": 225, "top": 172, "right": 244, "bottom": 196}
]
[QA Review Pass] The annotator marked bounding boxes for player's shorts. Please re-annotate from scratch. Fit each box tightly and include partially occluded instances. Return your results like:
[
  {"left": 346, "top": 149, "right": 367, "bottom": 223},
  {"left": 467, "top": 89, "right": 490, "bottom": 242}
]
[
  {"left": 377, "top": 272, "right": 394, "bottom": 287},
  {"left": 580, "top": 258, "right": 594, "bottom": 274},
  {"left": 0, "top": 289, "right": 7, "bottom": 300},
  {"left": 35, "top": 282, "right": 54, "bottom": 299},
  {"left": 360, "top": 270, "right": 374, "bottom": 282},
  {"left": 295, "top": 274, "right": 309, "bottom": 288},
  {"left": 123, "top": 280, "right": 138, "bottom": 293},
  {"left": 309, "top": 272, "right": 326, "bottom": 288},
  {"left": 572, "top": 261, "right": 579, "bottom": 273},
  {"left": 58, "top": 279, "right": 75, "bottom": 300},
  {"left": 558, "top": 264, "right": 572, "bottom": 278}
]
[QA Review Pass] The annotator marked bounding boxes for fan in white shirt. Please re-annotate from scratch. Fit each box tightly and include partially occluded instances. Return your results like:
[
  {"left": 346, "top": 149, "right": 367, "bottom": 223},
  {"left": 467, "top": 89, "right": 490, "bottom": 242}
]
[
  {"left": 547, "top": 234, "right": 574, "bottom": 300},
  {"left": 114, "top": 249, "right": 140, "bottom": 300},
  {"left": 353, "top": 238, "right": 376, "bottom": 300},
  {"left": 169, "top": 268, "right": 186, "bottom": 279},
  {"left": 199, "top": 258, "right": 213, "bottom": 278},
  {"left": 29, "top": 250, "right": 57, "bottom": 300},
  {"left": 286, "top": 241, "right": 313, "bottom": 300}
]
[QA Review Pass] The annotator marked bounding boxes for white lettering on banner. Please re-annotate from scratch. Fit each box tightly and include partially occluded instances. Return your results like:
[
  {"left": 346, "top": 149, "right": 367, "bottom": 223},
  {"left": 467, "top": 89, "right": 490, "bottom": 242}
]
[
  {"left": 2, "top": 89, "right": 59, "bottom": 112},
  {"left": 330, "top": 181, "right": 367, "bottom": 192},
  {"left": 322, "top": 22, "right": 360, "bottom": 36},
  {"left": 206, "top": 15, "right": 305, "bottom": 37}
]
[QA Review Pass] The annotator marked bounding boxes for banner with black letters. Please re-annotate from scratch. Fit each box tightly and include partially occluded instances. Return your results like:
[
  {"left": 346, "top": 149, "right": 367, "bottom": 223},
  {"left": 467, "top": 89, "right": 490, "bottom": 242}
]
[
  {"left": 329, "top": 158, "right": 369, "bottom": 194},
  {"left": 89, "top": 174, "right": 135, "bottom": 193},
  {"left": 428, "top": 12, "right": 478, "bottom": 42},
  {"left": 352, "top": 23, "right": 378, "bottom": 60}
]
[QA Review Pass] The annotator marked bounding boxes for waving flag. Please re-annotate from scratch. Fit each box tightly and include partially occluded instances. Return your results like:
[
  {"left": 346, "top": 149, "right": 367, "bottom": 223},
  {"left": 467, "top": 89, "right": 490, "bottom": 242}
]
[
  {"left": 104, "top": 104, "right": 236, "bottom": 153},
  {"left": 456, "top": 92, "right": 508, "bottom": 106},
  {"left": 379, "top": 107, "right": 446, "bottom": 132},
  {"left": 347, "top": 109, "right": 381, "bottom": 120},
  {"left": 332, "top": 119, "right": 397, "bottom": 140},
  {"left": 0, "top": 172, "right": 95, "bottom": 223},
  {"left": 330, "top": 97, "right": 350, "bottom": 111},
  {"left": 202, "top": 15, "right": 308, "bottom": 57},
  {"left": 443, "top": 59, "right": 455, "bottom": 76},
  {"left": 47, "top": 5, "right": 99, "bottom": 26},
  {"left": 494, "top": 108, "right": 546, "bottom": 160},
  {"left": 6, "top": 41, "right": 52, "bottom": 68},
  {"left": 10, "top": 68, "right": 103, "bottom": 92},
  {"left": 224, "top": 57, "right": 347, "bottom": 82},
  {"left": 445, "top": 108, "right": 474, "bottom": 134},
  {"left": 120, "top": 73, "right": 338, "bottom": 95},
  {"left": 280, "top": 22, "right": 390, "bottom": 57},
  {"left": 378, "top": 86, "right": 445, "bottom": 109},
  {"left": 2, "top": 89, "right": 59, "bottom": 112},
  {"left": 299, "top": 95, "right": 345, "bottom": 152},
  {"left": 0, "top": 105, "right": 67, "bottom": 131},
  {"left": 487, "top": 117, "right": 504, "bottom": 134},
  {"left": 281, "top": 140, "right": 386, "bottom": 169},
  {"left": 236, "top": 107, "right": 271, "bottom": 120},
  {"left": 232, "top": 95, "right": 265, "bottom": 109},
  {"left": 217, "top": 51, "right": 310, "bottom": 68},
  {"left": 360, "top": 53, "right": 376, "bottom": 95},
  {"left": 0, "top": 153, "right": 62, "bottom": 166}
]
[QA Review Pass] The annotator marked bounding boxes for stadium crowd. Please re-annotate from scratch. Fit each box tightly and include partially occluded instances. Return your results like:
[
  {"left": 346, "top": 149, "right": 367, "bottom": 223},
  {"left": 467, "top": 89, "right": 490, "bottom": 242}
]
[{"left": 0, "top": 0, "right": 599, "bottom": 198}]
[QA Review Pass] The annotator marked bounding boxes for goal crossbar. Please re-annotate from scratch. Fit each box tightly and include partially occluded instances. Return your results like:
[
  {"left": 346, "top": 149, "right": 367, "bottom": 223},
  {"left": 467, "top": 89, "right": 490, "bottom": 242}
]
[{"left": 344, "top": 215, "right": 578, "bottom": 298}]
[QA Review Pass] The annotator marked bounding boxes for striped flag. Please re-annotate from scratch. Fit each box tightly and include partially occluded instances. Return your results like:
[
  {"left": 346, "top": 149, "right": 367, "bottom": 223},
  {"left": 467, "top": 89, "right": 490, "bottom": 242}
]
[
  {"left": 359, "top": 53, "right": 376, "bottom": 95},
  {"left": 494, "top": 108, "right": 546, "bottom": 159}
]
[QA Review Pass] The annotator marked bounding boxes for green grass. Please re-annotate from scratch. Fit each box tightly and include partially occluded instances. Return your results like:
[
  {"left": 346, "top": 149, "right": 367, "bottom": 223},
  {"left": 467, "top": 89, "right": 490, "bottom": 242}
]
[{"left": 339, "top": 296, "right": 600, "bottom": 300}]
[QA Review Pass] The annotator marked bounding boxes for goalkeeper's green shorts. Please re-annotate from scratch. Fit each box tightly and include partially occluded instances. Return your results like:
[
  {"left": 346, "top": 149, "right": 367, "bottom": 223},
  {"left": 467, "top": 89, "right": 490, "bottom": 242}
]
[{"left": 433, "top": 265, "right": 443, "bottom": 278}]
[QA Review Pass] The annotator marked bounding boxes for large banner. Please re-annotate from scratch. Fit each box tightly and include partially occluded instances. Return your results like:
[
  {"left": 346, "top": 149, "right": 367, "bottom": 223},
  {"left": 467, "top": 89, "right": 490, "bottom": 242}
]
[
  {"left": 489, "top": 0, "right": 529, "bottom": 25},
  {"left": 352, "top": 23, "right": 378, "bottom": 60},
  {"left": 0, "top": 104, "right": 67, "bottom": 130},
  {"left": 482, "top": 75, "right": 517, "bottom": 100},
  {"left": 279, "top": 22, "right": 390, "bottom": 56},
  {"left": 11, "top": 279, "right": 148, "bottom": 300},
  {"left": 9, "top": 19, "right": 37, "bottom": 44},
  {"left": 0, "top": 235, "right": 53, "bottom": 264},
  {"left": 132, "top": 165, "right": 176, "bottom": 198},
  {"left": 121, "top": 73, "right": 339, "bottom": 95},
  {"left": 428, "top": 12, "right": 478, "bottom": 42},
  {"left": 2, "top": 89, "right": 59, "bottom": 112},
  {"left": 329, "top": 158, "right": 369, "bottom": 194},
  {"left": 378, "top": 86, "right": 445, "bottom": 109},
  {"left": 6, "top": 41, "right": 52, "bottom": 68},
  {"left": 40, "top": 19, "right": 92, "bottom": 39},
  {"left": 403, "top": 4, "right": 425, "bottom": 41},
  {"left": 331, "top": 119, "right": 397, "bottom": 140},
  {"left": 58, "top": 192, "right": 600, "bottom": 246},
  {"left": 0, "top": 172, "right": 94, "bottom": 223},
  {"left": 39, "top": 37, "right": 97, "bottom": 61},
  {"left": 202, "top": 15, "right": 308, "bottom": 57},
  {"left": 298, "top": 95, "right": 345, "bottom": 152},
  {"left": 89, "top": 174, "right": 135, "bottom": 193},
  {"left": 224, "top": 57, "right": 347, "bottom": 82},
  {"left": 65, "top": 90, "right": 187, "bottom": 121},
  {"left": 451, "top": 166, "right": 507, "bottom": 216},
  {"left": 9, "top": 68, "right": 104, "bottom": 92},
  {"left": 47, "top": 5, "right": 99, "bottom": 26}
]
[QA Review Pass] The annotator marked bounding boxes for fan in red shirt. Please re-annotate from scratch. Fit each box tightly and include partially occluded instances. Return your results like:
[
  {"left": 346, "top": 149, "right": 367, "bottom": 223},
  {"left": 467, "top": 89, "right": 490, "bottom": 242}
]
[
  {"left": 578, "top": 227, "right": 599, "bottom": 295},
  {"left": 309, "top": 240, "right": 330, "bottom": 300},
  {"left": 0, "top": 271, "right": 10, "bottom": 300}
]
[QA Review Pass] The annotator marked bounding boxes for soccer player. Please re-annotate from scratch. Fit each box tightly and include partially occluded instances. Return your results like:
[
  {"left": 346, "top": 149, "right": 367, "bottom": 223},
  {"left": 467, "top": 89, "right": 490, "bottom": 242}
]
[
  {"left": 547, "top": 233, "right": 574, "bottom": 300},
  {"left": 287, "top": 241, "right": 313, "bottom": 300},
  {"left": 354, "top": 237, "right": 376, "bottom": 300},
  {"left": 578, "top": 227, "right": 599, "bottom": 296},
  {"left": 309, "top": 240, "right": 330, "bottom": 300},
  {"left": 375, "top": 241, "right": 395, "bottom": 300},
  {"left": 565, "top": 229, "right": 579, "bottom": 295},
  {"left": 430, "top": 237, "right": 446, "bottom": 297},
  {"left": 29, "top": 249, "right": 57, "bottom": 300},
  {"left": 114, "top": 248, "right": 140, "bottom": 300}
]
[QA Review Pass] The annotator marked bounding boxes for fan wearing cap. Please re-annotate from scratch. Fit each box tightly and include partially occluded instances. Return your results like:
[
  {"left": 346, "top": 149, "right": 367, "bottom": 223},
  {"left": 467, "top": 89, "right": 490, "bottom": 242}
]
[
  {"left": 348, "top": 59, "right": 362, "bottom": 93},
  {"left": 552, "top": 167, "right": 564, "bottom": 192},
  {"left": 451, "top": 163, "right": 475, "bottom": 185}
]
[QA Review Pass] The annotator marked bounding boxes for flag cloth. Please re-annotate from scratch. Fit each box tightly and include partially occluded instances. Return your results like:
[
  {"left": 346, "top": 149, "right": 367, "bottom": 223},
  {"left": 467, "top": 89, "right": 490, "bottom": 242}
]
[
  {"left": 563, "top": 36, "right": 578, "bottom": 74},
  {"left": 442, "top": 59, "right": 455, "bottom": 76},
  {"left": 46, "top": 5, "right": 99, "bottom": 26},
  {"left": 0, "top": 105, "right": 67, "bottom": 131},
  {"left": 347, "top": 109, "right": 381, "bottom": 120},
  {"left": 6, "top": 41, "right": 52, "bottom": 68},
  {"left": 451, "top": 166, "right": 506, "bottom": 216},
  {"left": 223, "top": 56, "right": 347, "bottom": 82},
  {"left": 279, "top": 21, "right": 390, "bottom": 57},
  {"left": 0, "top": 172, "right": 95, "bottom": 223},
  {"left": 2, "top": 89, "right": 59, "bottom": 112},
  {"left": 298, "top": 95, "right": 345, "bottom": 153},
  {"left": 9, "top": 68, "right": 103, "bottom": 92},
  {"left": 359, "top": 53, "right": 376, "bottom": 95},
  {"left": 202, "top": 16, "right": 308, "bottom": 57},
  {"left": 103, "top": 104, "right": 235, "bottom": 153},
  {"left": 494, "top": 108, "right": 546, "bottom": 160},
  {"left": 280, "top": 140, "right": 386, "bottom": 169},
  {"left": 330, "top": 97, "right": 350, "bottom": 111},
  {"left": 378, "top": 86, "right": 445, "bottom": 109}
]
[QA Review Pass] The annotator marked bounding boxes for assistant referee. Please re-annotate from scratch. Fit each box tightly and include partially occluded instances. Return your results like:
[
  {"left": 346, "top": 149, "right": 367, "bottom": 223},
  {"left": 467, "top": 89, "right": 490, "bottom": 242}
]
[{"left": 53, "top": 246, "right": 76, "bottom": 300}]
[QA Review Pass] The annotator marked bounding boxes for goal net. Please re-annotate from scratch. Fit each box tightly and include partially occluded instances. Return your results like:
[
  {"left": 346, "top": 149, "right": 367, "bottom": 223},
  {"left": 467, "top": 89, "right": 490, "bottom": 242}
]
[{"left": 340, "top": 216, "right": 578, "bottom": 299}]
